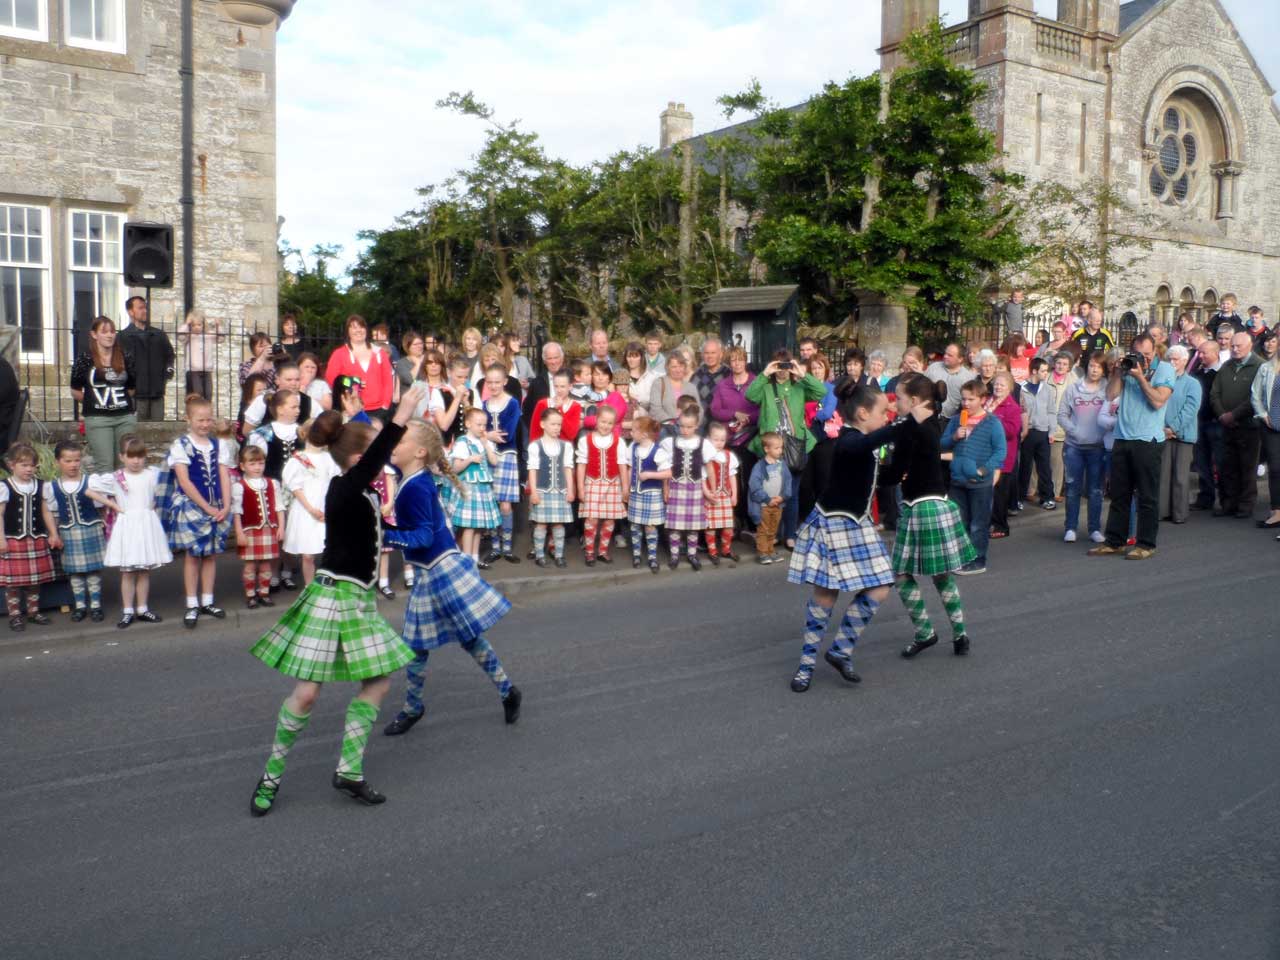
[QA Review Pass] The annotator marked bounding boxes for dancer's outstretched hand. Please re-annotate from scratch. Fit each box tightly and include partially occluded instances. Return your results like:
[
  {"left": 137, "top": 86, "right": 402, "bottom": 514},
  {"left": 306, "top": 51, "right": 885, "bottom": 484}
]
[{"left": 394, "top": 386, "right": 425, "bottom": 425}]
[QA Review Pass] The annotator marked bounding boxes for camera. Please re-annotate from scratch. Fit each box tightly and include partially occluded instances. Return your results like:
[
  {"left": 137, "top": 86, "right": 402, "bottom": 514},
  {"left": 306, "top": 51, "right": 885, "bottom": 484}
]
[{"left": 1120, "top": 353, "right": 1145, "bottom": 372}]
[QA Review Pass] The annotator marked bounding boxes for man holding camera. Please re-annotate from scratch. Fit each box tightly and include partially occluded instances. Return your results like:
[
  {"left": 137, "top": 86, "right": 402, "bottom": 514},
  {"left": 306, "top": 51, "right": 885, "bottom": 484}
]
[{"left": 1088, "top": 334, "right": 1174, "bottom": 560}]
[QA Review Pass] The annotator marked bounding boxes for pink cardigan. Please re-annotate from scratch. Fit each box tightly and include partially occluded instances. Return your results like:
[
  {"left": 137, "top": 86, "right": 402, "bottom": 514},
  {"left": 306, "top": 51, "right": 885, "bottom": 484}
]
[{"left": 989, "top": 394, "right": 1022, "bottom": 473}]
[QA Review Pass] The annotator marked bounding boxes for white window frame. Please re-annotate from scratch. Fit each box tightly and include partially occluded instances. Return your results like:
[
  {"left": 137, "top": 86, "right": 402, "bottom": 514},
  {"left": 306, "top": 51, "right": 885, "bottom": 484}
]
[
  {"left": 0, "top": 203, "right": 54, "bottom": 363},
  {"left": 0, "top": 0, "right": 48, "bottom": 41},
  {"left": 63, "top": 0, "right": 125, "bottom": 53},
  {"left": 67, "top": 208, "right": 126, "bottom": 357}
]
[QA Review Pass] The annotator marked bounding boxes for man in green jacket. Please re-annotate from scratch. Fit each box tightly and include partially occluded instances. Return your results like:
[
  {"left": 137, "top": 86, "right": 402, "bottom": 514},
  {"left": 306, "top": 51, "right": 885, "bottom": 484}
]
[{"left": 1209, "top": 332, "right": 1262, "bottom": 518}]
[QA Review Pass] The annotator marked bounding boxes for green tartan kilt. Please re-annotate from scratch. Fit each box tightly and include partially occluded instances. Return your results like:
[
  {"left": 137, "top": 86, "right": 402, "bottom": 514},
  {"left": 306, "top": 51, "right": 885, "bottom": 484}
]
[
  {"left": 250, "top": 578, "right": 414, "bottom": 683},
  {"left": 892, "top": 497, "right": 977, "bottom": 576}
]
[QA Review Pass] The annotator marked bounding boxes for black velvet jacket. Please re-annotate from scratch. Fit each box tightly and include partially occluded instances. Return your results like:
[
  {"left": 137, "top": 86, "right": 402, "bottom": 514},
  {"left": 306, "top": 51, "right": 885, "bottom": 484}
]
[
  {"left": 816, "top": 422, "right": 903, "bottom": 520},
  {"left": 884, "top": 414, "right": 947, "bottom": 501},
  {"left": 318, "top": 421, "right": 405, "bottom": 587}
]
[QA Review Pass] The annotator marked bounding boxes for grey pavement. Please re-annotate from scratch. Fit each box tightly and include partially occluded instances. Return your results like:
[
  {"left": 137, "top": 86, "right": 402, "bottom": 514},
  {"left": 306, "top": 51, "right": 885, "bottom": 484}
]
[{"left": 1, "top": 504, "right": 1277, "bottom": 959}]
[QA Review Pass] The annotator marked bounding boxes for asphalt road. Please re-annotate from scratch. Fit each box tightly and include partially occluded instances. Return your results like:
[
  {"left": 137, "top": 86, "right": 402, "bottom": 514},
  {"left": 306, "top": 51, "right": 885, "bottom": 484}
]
[{"left": 2, "top": 510, "right": 1277, "bottom": 959}]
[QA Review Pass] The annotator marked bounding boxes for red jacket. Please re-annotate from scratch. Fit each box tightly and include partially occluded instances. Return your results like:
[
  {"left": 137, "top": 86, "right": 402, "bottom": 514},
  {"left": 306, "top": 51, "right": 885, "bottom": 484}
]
[{"left": 529, "top": 399, "right": 582, "bottom": 443}]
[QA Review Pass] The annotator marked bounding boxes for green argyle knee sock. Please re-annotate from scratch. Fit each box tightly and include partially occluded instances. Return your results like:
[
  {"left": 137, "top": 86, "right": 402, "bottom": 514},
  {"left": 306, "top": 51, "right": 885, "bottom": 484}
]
[
  {"left": 933, "top": 574, "right": 966, "bottom": 638},
  {"left": 255, "top": 702, "right": 310, "bottom": 811},
  {"left": 461, "top": 635, "right": 512, "bottom": 699},
  {"left": 797, "top": 599, "right": 833, "bottom": 678},
  {"left": 832, "top": 592, "right": 881, "bottom": 655},
  {"left": 897, "top": 576, "right": 934, "bottom": 642},
  {"left": 336, "top": 699, "right": 378, "bottom": 782},
  {"left": 69, "top": 575, "right": 87, "bottom": 610}
]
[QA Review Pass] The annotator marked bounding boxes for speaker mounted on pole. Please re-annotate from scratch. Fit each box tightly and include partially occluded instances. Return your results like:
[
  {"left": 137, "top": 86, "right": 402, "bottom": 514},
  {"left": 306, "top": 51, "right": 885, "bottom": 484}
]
[{"left": 123, "top": 222, "right": 175, "bottom": 288}]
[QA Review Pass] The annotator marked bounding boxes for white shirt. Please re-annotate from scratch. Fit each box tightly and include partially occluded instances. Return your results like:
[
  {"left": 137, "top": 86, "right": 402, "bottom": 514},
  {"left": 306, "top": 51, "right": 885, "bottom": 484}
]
[
  {"left": 168, "top": 434, "right": 217, "bottom": 471},
  {"left": 576, "top": 432, "right": 627, "bottom": 467},
  {"left": 0, "top": 477, "right": 38, "bottom": 504},
  {"left": 527, "top": 437, "right": 575, "bottom": 471},
  {"left": 629, "top": 439, "right": 671, "bottom": 471},
  {"left": 247, "top": 421, "right": 300, "bottom": 452},
  {"left": 411, "top": 382, "right": 447, "bottom": 421},
  {"left": 42, "top": 477, "right": 89, "bottom": 512},
  {"left": 659, "top": 436, "right": 718, "bottom": 467},
  {"left": 710, "top": 448, "right": 740, "bottom": 477}
]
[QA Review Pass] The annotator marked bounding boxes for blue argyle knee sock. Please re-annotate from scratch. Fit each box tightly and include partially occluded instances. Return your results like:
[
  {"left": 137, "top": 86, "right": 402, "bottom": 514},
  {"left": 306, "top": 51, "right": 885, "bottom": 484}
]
[
  {"left": 500, "top": 511, "right": 514, "bottom": 553},
  {"left": 69, "top": 575, "right": 87, "bottom": 610},
  {"left": 551, "top": 525, "right": 566, "bottom": 560},
  {"left": 832, "top": 592, "right": 881, "bottom": 656},
  {"left": 646, "top": 527, "right": 659, "bottom": 562},
  {"left": 797, "top": 599, "right": 833, "bottom": 678},
  {"left": 461, "top": 635, "right": 512, "bottom": 699},
  {"left": 631, "top": 527, "right": 644, "bottom": 562},
  {"left": 401, "top": 651, "right": 430, "bottom": 718},
  {"left": 87, "top": 573, "right": 102, "bottom": 609},
  {"left": 533, "top": 525, "right": 548, "bottom": 559}
]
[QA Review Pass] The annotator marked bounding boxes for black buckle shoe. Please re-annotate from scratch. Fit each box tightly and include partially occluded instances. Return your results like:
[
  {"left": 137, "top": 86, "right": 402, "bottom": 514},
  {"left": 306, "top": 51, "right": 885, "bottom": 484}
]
[
  {"left": 184, "top": 608, "right": 200, "bottom": 629},
  {"left": 90, "top": 608, "right": 104, "bottom": 622},
  {"left": 824, "top": 649, "right": 861, "bottom": 683},
  {"left": 790, "top": 669, "right": 812, "bottom": 693},
  {"left": 901, "top": 635, "right": 938, "bottom": 659},
  {"left": 136, "top": 610, "right": 162, "bottom": 624},
  {"left": 250, "top": 777, "right": 278, "bottom": 817},
  {"left": 70, "top": 608, "right": 88, "bottom": 623},
  {"left": 27, "top": 612, "right": 50, "bottom": 626},
  {"left": 953, "top": 635, "right": 971, "bottom": 656},
  {"left": 503, "top": 685, "right": 522, "bottom": 724},
  {"left": 200, "top": 604, "right": 226, "bottom": 619},
  {"left": 477, "top": 558, "right": 493, "bottom": 570},
  {"left": 383, "top": 711, "right": 424, "bottom": 736},
  {"left": 332, "top": 773, "right": 386, "bottom": 805}
]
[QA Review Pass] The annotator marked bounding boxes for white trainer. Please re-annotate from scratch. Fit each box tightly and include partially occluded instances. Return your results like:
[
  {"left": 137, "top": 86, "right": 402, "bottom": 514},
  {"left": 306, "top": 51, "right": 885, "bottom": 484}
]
[
  {"left": 1063, "top": 530, "right": 1077, "bottom": 543},
  {"left": 1090, "top": 530, "right": 1106, "bottom": 543}
]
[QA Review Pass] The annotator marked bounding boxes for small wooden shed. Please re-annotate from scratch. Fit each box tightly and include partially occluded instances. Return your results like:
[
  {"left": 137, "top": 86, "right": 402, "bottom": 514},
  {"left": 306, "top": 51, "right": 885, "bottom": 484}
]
[{"left": 702, "top": 285, "right": 800, "bottom": 370}]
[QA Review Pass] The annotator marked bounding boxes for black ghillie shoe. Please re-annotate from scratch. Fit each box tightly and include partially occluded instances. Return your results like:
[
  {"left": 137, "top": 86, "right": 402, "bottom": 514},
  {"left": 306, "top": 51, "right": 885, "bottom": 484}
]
[
  {"left": 668, "top": 558, "right": 680, "bottom": 571},
  {"left": 9, "top": 616, "right": 25, "bottom": 632},
  {"left": 90, "top": 608, "right": 105, "bottom": 622},
  {"left": 246, "top": 596, "right": 260, "bottom": 609},
  {"left": 280, "top": 577, "right": 299, "bottom": 591},
  {"left": 257, "top": 594, "right": 275, "bottom": 607},
  {"left": 790, "top": 669, "right": 812, "bottom": 693},
  {"left": 136, "top": 610, "right": 162, "bottom": 623},
  {"left": 687, "top": 555, "right": 702, "bottom": 571},
  {"left": 952, "top": 635, "right": 971, "bottom": 656},
  {"left": 649, "top": 560, "right": 660, "bottom": 574},
  {"left": 503, "top": 552, "right": 521, "bottom": 564},
  {"left": 632, "top": 556, "right": 642, "bottom": 569},
  {"left": 706, "top": 552, "right": 720, "bottom": 567},
  {"left": 200, "top": 604, "right": 226, "bottom": 619},
  {"left": 723, "top": 551, "right": 740, "bottom": 563},
  {"left": 503, "top": 685, "right": 522, "bottom": 725},
  {"left": 901, "top": 635, "right": 938, "bottom": 659},
  {"left": 70, "top": 608, "right": 87, "bottom": 623},
  {"left": 483, "top": 549, "right": 503, "bottom": 566},
  {"left": 377, "top": 585, "right": 396, "bottom": 600},
  {"left": 584, "top": 557, "right": 596, "bottom": 567},
  {"left": 824, "top": 649, "right": 861, "bottom": 683},
  {"left": 26, "top": 612, "right": 50, "bottom": 626},
  {"left": 183, "top": 608, "right": 199, "bottom": 629},
  {"left": 332, "top": 773, "right": 385, "bottom": 805},
  {"left": 554, "top": 556, "right": 567, "bottom": 569},
  {"left": 535, "top": 556, "right": 548, "bottom": 568},
  {"left": 250, "top": 778, "right": 278, "bottom": 817},
  {"left": 597, "top": 553, "right": 612, "bottom": 564},
  {"left": 116, "top": 614, "right": 134, "bottom": 629},
  {"left": 383, "top": 711, "right": 423, "bottom": 736}
]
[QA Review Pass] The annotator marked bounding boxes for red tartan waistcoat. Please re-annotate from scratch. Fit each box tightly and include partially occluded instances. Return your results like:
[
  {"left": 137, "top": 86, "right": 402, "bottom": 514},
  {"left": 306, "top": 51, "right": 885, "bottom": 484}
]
[
  {"left": 240, "top": 480, "right": 279, "bottom": 531},
  {"left": 585, "top": 434, "right": 621, "bottom": 481},
  {"left": 707, "top": 456, "right": 731, "bottom": 496}
]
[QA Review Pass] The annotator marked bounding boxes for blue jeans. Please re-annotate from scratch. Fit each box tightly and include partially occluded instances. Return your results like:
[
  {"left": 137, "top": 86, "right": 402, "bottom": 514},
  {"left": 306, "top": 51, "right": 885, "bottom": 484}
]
[
  {"left": 950, "top": 478, "right": 994, "bottom": 566},
  {"left": 1063, "top": 443, "right": 1105, "bottom": 535},
  {"left": 782, "top": 468, "right": 802, "bottom": 543}
]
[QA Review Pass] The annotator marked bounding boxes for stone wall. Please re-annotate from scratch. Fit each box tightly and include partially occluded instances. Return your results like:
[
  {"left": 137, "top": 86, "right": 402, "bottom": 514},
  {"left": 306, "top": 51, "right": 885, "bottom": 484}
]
[{"left": 0, "top": 0, "right": 285, "bottom": 417}]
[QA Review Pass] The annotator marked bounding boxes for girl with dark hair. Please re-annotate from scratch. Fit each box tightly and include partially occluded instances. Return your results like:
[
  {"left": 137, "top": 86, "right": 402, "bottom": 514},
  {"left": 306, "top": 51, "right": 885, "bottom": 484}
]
[
  {"left": 785, "top": 381, "right": 928, "bottom": 692},
  {"left": 325, "top": 316, "right": 396, "bottom": 422},
  {"left": 941, "top": 379, "right": 1007, "bottom": 575},
  {"left": 885, "top": 374, "right": 977, "bottom": 659},
  {"left": 239, "top": 332, "right": 277, "bottom": 388},
  {"left": 248, "top": 390, "right": 304, "bottom": 590},
  {"left": 247, "top": 387, "right": 424, "bottom": 815}
]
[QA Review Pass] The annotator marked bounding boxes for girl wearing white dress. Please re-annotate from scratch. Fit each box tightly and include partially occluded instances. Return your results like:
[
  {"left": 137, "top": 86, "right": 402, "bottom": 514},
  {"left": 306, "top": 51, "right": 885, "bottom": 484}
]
[
  {"left": 93, "top": 434, "right": 173, "bottom": 629},
  {"left": 282, "top": 414, "right": 340, "bottom": 585}
]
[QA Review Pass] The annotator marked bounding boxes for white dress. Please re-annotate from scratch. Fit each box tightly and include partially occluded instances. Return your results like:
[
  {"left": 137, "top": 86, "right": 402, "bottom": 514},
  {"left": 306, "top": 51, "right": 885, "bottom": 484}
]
[
  {"left": 91, "top": 468, "right": 174, "bottom": 570},
  {"left": 281, "top": 450, "right": 338, "bottom": 555}
]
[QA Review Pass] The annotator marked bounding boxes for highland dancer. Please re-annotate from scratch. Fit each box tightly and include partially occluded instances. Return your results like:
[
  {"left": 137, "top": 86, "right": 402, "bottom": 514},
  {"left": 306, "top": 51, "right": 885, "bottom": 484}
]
[
  {"left": 883, "top": 374, "right": 976, "bottom": 658},
  {"left": 247, "top": 395, "right": 422, "bottom": 817},
  {"left": 382, "top": 419, "right": 521, "bottom": 736},
  {"left": 786, "top": 382, "right": 928, "bottom": 691}
]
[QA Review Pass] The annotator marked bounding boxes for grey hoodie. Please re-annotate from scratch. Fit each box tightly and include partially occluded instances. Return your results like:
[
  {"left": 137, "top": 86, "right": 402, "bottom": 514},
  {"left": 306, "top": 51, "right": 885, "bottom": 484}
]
[{"left": 1057, "top": 379, "right": 1107, "bottom": 447}]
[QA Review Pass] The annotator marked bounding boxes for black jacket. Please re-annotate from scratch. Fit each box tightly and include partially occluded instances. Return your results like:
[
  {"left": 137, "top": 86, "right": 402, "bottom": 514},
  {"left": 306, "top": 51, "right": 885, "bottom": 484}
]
[
  {"left": 118, "top": 322, "right": 174, "bottom": 399},
  {"left": 884, "top": 414, "right": 947, "bottom": 500},
  {"left": 522, "top": 369, "right": 557, "bottom": 423},
  {"left": 817, "top": 422, "right": 903, "bottom": 519},
  {"left": 319, "top": 421, "right": 405, "bottom": 587}
]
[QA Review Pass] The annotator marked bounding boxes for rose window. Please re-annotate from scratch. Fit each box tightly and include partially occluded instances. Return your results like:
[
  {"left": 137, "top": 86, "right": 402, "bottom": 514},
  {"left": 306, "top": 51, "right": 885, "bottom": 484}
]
[{"left": 1148, "top": 104, "right": 1201, "bottom": 206}]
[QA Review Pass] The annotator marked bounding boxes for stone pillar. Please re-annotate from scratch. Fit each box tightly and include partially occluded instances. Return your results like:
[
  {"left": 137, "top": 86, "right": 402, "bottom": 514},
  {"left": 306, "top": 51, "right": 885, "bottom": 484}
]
[
  {"left": 1211, "top": 161, "right": 1244, "bottom": 219},
  {"left": 659, "top": 102, "right": 693, "bottom": 150},
  {"left": 968, "top": 0, "right": 1030, "bottom": 15},
  {"left": 882, "top": 0, "right": 939, "bottom": 50},
  {"left": 856, "top": 287, "right": 918, "bottom": 363},
  {"left": 1057, "top": 0, "right": 1086, "bottom": 29},
  {"left": 1089, "top": 0, "right": 1120, "bottom": 36}
]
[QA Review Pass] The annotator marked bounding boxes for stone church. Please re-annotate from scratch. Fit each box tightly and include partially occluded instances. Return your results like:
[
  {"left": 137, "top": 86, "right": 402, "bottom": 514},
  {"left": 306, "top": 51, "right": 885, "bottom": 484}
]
[
  {"left": 661, "top": 0, "right": 1279, "bottom": 333},
  {"left": 0, "top": 0, "right": 294, "bottom": 420}
]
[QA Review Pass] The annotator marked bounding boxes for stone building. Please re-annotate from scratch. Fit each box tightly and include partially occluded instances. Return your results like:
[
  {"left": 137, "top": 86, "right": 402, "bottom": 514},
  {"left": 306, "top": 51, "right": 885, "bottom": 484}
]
[
  {"left": 661, "top": 0, "right": 1280, "bottom": 335},
  {"left": 0, "top": 0, "right": 295, "bottom": 420}
]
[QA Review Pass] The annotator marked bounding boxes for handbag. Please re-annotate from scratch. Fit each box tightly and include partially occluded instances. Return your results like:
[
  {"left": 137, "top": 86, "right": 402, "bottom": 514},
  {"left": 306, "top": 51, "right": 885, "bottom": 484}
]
[{"left": 771, "top": 382, "right": 808, "bottom": 473}]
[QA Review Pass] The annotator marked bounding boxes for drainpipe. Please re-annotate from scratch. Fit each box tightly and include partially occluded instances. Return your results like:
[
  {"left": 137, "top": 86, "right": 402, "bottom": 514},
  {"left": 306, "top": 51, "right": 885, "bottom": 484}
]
[
  {"left": 180, "top": 0, "right": 195, "bottom": 318},
  {"left": 1099, "top": 45, "right": 1113, "bottom": 310}
]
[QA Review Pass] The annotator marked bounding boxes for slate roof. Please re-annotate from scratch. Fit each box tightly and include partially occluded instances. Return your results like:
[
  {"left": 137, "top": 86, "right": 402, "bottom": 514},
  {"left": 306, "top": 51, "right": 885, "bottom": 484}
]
[
  {"left": 1119, "top": 0, "right": 1164, "bottom": 32},
  {"left": 702, "top": 285, "right": 800, "bottom": 315}
]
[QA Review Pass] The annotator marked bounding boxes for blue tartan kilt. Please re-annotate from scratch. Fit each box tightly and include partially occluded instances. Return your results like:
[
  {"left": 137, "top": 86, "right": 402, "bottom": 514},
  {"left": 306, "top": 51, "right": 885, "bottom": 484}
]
[
  {"left": 627, "top": 487, "right": 666, "bottom": 527},
  {"left": 787, "top": 508, "right": 895, "bottom": 594},
  {"left": 452, "top": 480, "right": 502, "bottom": 530},
  {"left": 56, "top": 522, "right": 107, "bottom": 574},
  {"left": 530, "top": 489, "right": 574, "bottom": 525},
  {"left": 167, "top": 498, "right": 229, "bottom": 556},
  {"left": 491, "top": 451, "right": 521, "bottom": 503},
  {"left": 403, "top": 550, "right": 512, "bottom": 651}
]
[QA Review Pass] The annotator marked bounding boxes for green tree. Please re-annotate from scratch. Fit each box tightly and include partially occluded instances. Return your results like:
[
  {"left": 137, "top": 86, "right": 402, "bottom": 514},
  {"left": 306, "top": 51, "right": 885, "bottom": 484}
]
[{"left": 277, "top": 242, "right": 361, "bottom": 338}]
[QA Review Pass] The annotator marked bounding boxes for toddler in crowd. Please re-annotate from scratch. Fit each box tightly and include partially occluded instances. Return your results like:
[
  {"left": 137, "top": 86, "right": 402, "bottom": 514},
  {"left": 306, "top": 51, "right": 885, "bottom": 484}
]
[
  {"left": 527, "top": 407, "right": 575, "bottom": 567},
  {"left": 233, "top": 445, "right": 285, "bottom": 608},
  {"left": 45, "top": 440, "right": 108, "bottom": 622},
  {"left": 1, "top": 443, "right": 58, "bottom": 630},
  {"left": 749, "top": 432, "right": 791, "bottom": 564}
]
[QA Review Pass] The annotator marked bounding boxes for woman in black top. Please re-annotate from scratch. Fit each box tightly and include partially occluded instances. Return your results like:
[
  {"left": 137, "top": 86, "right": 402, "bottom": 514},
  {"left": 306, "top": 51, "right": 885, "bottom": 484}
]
[
  {"left": 69, "top": 317, "right": 137, "bottom": 470},
  {"left": 883, "top": 373, "right": 976, "bottom": 659},
  {"left": 247, "top": 387, "right": 424, "bottom": 816},
  {"left": 784, "top": 381, "right": 927, "bottom": 693}
]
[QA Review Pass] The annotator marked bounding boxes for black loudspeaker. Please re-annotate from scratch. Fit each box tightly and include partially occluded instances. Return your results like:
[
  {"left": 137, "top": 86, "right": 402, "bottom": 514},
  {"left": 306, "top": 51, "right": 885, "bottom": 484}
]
[{"left": 123, "top": 222, "right": 174, "bottom": 287}]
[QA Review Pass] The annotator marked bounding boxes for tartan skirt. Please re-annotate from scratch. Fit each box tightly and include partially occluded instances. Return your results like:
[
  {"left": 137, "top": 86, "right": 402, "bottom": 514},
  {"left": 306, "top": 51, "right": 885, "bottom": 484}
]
[
  {"left": 402, "top": 550, "right": 512, "bottom": 651},
  {"left": 892, "top": 496, "right": 977, "bottom": 576},
  {"left": 56, "top": 523, "right": 106, "bottom": 574},
  {"left": 168, "top": 498, "right": 230, "bottom": 557},
  {"left": 530, "top": 489, "right": 574, "bottom": 525},
  {"left": 665, "top": 479, "right": 705, "bottom": 531},
  {"left": 250, "top": 577, "right": 415, "bottom": 682},
  {"left": 438, "top": 480, "right": 459, "bottom": 521},
  {"left": 453, "top": 480, "right": 502, "bottom": 530},
  {"left": 2, "top": 536, "right": 55, "bottom": 588},
  {"left": 492, "top": 452, "right": 521, "bottom": 503},
  {"left": 238, "top": 523, "right": 280, "bottom": 562},
  {"left": 787, "top": 509, "right": 895, "bottom": 594},
  {"left": 705, "top": 489, "right": 734, "bottom": 530},
  {"left": 627, "top": 487, "right": 666, "bottom": 527},
  {"left": 581, "top": 477, "right": 626, "bottom": 520}
]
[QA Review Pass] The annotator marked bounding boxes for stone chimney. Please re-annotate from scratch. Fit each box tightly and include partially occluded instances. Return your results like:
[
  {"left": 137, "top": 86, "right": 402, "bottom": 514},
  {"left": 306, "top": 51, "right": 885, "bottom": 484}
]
[
  {"left": 1056, "top": 0, "right": 1086, "bottom": 29},
  {"left": 1056, "top": 0, "right": 1118, "bottom": 34},
  {"left": 659, "top": 101, "right": 694, "bottom": 150}
]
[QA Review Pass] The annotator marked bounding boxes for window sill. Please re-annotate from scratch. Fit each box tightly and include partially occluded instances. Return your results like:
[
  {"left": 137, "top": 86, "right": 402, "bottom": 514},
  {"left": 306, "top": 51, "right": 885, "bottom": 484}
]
[{"left": 0, "top": 33, "right": 139, "bottom": 74}]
